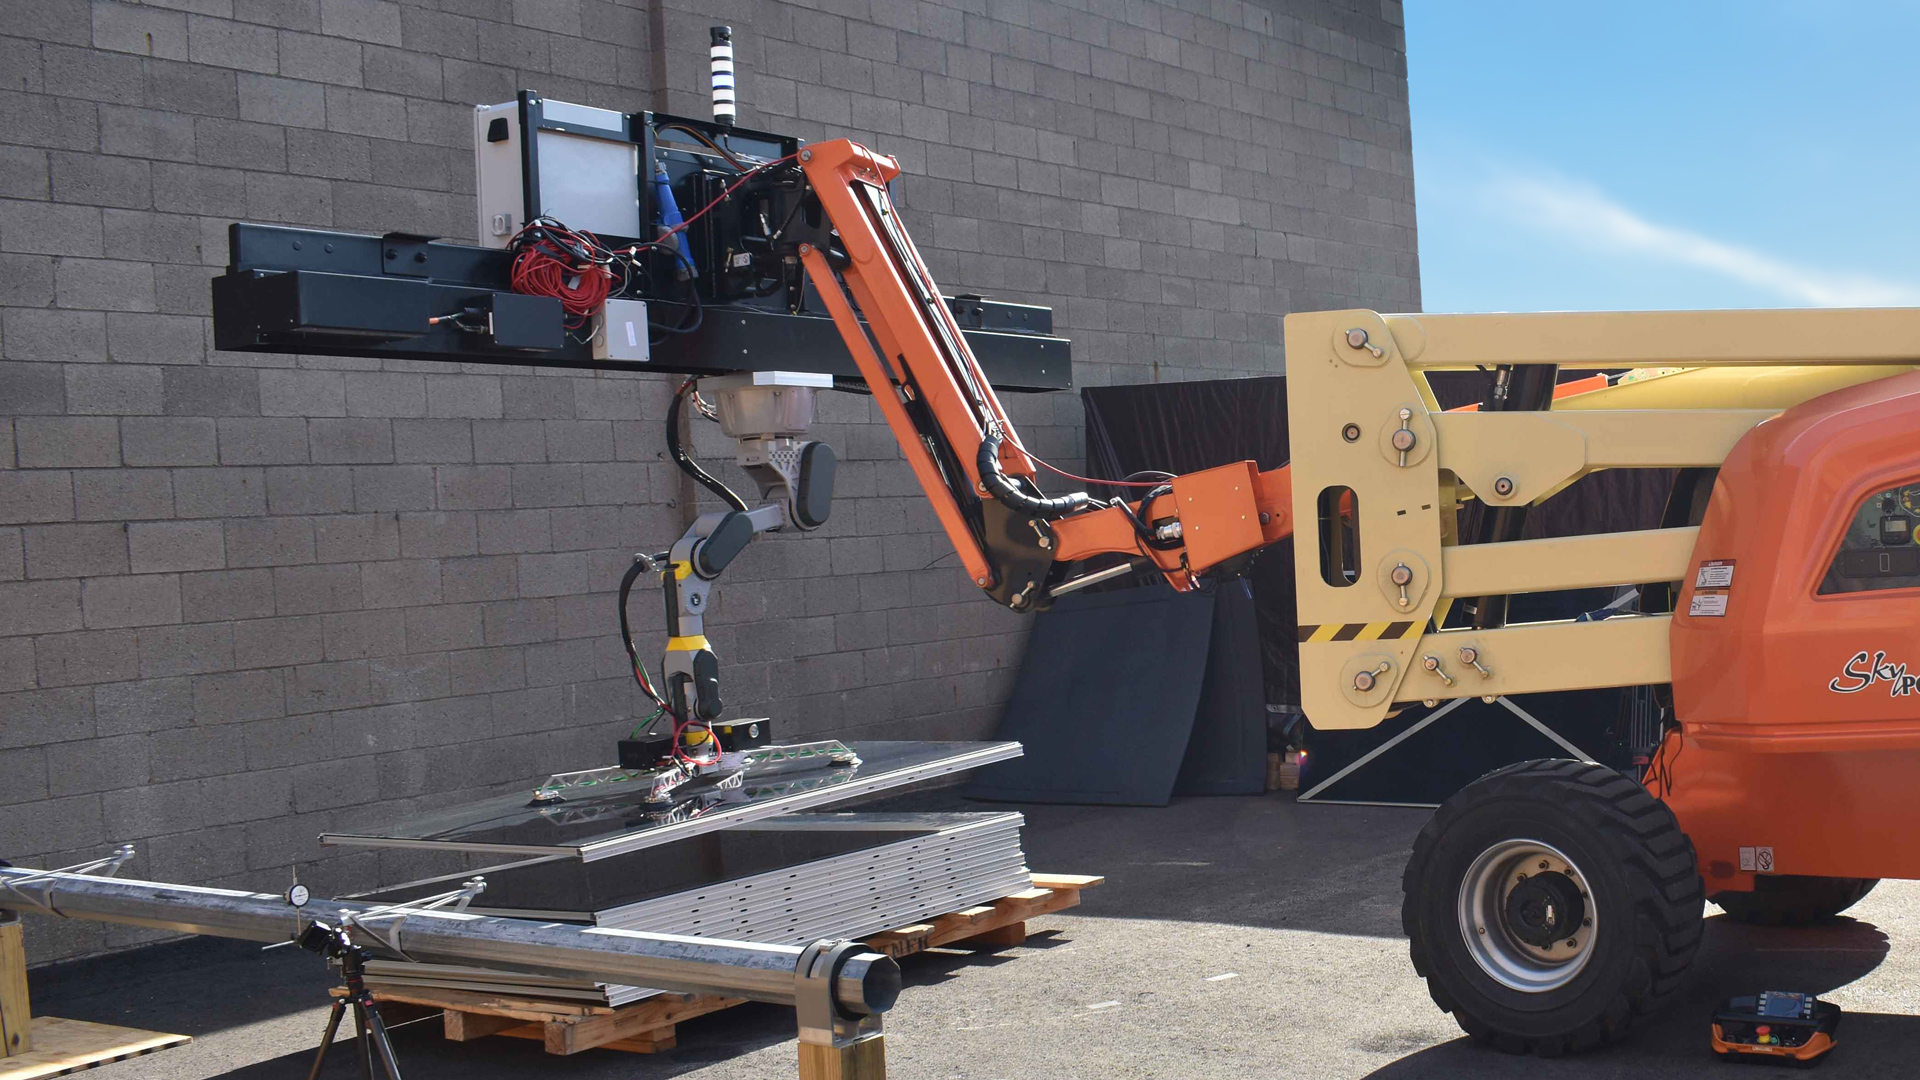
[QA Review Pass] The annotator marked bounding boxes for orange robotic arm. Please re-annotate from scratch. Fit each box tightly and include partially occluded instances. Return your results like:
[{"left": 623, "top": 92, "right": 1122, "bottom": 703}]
[{"left": 793, "top": 139, "right": 1293, "bottom": 610}]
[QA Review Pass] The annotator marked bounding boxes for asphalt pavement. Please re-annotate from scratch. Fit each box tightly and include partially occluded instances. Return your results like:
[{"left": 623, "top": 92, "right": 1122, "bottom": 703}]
[{"left": 26, "top": 790, "right": 1920, "bottom": 1079}]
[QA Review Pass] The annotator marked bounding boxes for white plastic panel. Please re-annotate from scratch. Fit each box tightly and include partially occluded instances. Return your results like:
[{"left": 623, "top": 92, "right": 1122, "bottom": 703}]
[{"left": 534, "top": 130, "right": 642, "bottom": 240}]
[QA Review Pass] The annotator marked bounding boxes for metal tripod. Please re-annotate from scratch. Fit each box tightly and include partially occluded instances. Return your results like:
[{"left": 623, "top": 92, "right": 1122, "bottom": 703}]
[{"left": 306, "top": 942, "right": 404, "bottom": 1080}]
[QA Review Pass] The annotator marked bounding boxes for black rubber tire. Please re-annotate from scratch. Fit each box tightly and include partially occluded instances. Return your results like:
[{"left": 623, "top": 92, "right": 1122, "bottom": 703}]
[
  {"left": 1711, "top": 876, "right": 1879, "bottom": 926},
  {"left": 1402, "top": 759, "right": 1705, "bottom": 1055}
]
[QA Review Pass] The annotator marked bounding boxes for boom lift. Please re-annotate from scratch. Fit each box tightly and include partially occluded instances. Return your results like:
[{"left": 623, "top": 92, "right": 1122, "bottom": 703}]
[
  {"left": 682, "top": 146, "right": 1920, "bottom": 1051},
  {"left": 206, "top": 67, "right": 1920, "bottom": 1056}
]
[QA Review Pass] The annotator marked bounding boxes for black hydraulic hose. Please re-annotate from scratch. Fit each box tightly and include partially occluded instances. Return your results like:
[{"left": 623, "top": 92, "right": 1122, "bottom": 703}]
[
  {"left": 668, "top": 379, "right": 748, "bottom": 512},
  {"left": 976, "top": 433, "right": 1093, "bottom": 519}
]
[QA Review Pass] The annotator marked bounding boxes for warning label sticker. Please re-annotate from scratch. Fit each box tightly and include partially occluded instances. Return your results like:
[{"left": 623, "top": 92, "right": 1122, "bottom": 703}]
[
  {"left": 1690, "top": 591, "right": 1729, "bottom": 617},
  {"left": 1739, "top": 846, "right": 1776, "bottom": 873},
  {"left": 1696, "top": 560, "right": 1736, "bottom": 588}
]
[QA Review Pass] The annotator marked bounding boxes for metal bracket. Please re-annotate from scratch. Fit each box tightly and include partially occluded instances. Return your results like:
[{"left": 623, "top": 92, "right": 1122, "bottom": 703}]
[
  {"left": 340, "top": 877, "right": 488, "bottom": 961},
  {"left": 794, "top": 939, "right": 884, "bottom": 1050},
  {"left": 0, "top": 844, "right": 137, "bottom": 915}
]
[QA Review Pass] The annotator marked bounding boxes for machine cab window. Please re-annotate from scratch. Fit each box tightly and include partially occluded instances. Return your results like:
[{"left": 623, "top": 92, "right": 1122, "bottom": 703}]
[{"left": 1818, "top": 480, "right": 1920, "bottom": 594}]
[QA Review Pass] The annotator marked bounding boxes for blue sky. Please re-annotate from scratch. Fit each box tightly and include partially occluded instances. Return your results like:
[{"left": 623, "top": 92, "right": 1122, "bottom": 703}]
[{"left": 1403, "top": 2, "right": 1920, "bottom": 312}]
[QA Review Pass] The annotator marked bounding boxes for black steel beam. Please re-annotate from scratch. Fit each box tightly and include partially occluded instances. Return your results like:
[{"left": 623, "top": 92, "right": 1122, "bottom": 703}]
[{"left": 212, "top": 223, "right": 1071, "bottom": 391}]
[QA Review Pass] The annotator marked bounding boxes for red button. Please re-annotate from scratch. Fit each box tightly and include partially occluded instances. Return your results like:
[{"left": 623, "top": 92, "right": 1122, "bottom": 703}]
[{"left": 1755, "top": 1025, "right": 1771, "bottom": 1036}]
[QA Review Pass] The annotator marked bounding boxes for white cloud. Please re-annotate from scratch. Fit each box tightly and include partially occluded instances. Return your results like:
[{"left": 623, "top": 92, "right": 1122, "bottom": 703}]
[{"left": 1483, "top": 173, "right": 1920, "bottom": 307}]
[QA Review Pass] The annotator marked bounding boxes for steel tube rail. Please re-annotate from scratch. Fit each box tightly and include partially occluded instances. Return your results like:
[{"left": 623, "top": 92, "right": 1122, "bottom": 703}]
[{"left": 0, "top": 867, "right": 898, "bottom": 1015}]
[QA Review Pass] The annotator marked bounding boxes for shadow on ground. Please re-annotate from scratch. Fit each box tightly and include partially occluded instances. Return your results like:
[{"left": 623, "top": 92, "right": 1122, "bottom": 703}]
[{"left": 1365, "top": 914, "right": 1900, "bottom": 1077}]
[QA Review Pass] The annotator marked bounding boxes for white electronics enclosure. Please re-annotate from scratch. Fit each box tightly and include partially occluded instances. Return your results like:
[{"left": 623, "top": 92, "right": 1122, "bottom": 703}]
[{"left": 473, "top": 94, "right": 643, "bottom": 248}]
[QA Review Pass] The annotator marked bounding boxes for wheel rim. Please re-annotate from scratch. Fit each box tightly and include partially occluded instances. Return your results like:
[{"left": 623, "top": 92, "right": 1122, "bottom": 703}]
[{"left": 1456, "top": 838, "right": 1597, "bottom": 993}]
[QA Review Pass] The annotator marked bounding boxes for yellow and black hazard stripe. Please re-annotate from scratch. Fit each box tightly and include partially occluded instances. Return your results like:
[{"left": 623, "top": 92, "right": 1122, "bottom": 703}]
[{"left": 1296, "top": 621, "right": 1424, "bottom": 643}]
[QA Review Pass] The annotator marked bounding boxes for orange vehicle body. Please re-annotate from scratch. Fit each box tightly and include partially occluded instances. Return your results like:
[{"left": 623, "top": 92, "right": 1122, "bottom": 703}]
[{"left": 1654, "top": 369, "right": 1920, "bottom": 891}]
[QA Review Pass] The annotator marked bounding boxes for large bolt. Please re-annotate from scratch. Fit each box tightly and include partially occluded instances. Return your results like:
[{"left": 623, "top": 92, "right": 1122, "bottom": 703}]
[
  {"left": 1353, "top": 670, "right": 1377, "bottom": 692},
  {"left": 1345, "top": 328, "right": 1370, "bottom": 349}
]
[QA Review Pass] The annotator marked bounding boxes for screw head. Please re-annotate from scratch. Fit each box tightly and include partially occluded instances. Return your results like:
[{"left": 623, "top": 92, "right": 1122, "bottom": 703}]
[
  {"left": 1341, "top": 422, "right": 1362, "bottom": 442},
  {"left": 975, "top": 575, "right": 991, "bottom": 587},
  {"left": 1539, "top": 860, "right": 1550, "bottom": 870},
  {"left": 1422, "top": 655, "right": 1440, "bottom": 672},
  {"left": 1460, "top": 646, "right": 1478, "bottom": 664},
  {"left": 688, "top": 593, "right": 702, "bottom": 608},
  {"left": 1390, "top": 428, "right": 1417, "bottom": 452},
  {"left": 1390, "top": 563, "right": 1413, "bottom": 586},
  {"left": 800, "top": 149, "right": 813, "bottom": 161},
  {"left": 1565, "top": 938, "right": 1579, "bottom": 949},
  {"left": 1345, "top": 328, "right": 1369, "bottom": 349},
  {"left": 1353, "top": 670, "right": 1376, "bottom": 692},
  {"left": 1493, "top": 475, "right": 1516, "bottom": 498}
]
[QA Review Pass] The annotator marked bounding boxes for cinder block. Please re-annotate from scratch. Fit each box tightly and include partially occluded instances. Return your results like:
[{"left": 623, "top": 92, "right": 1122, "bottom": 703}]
[
  {"left": 5, "top": 309, "right": 106, "bottom": 364},
  {"left": 231, "top": 613, "right": 324, "bottom": 669},
  {"left": 128, "top": 520, "right": 224, "bottom": 574},
  {"left": 0, "top": 197, "right": 104, "bottom": 255},
  {"left": 259, "top": 369, "right": 346, "bottom": 416},
  {"left": 264, "top": 464, "right": 354, "bottom": 514},
  {"left": 273, "top": 562, "right": 363, "bottom": 614},
  {"left": 314, "top": 513, "right": 398, "bottom": 562},
  {"left": 239, "top": 73, "right": 328, "bottom": 129},
  {"left": 0, "top": 744, "right": 48, "bottom": 803},
  {"left": 122, "top": 416, "right": 218, "bottom": 466},
  {"left": 433, "top": 463, "right": 510, "bottom": 509},
  {"left": 0, "top": 145, "right": 49, "bottom": 199},
  {"left": 398, "top": 511, "right": 474, "bottom": 557},
  {"left": 322, "top": 608, "right": 405, "bottom": 659},
  {"left": 164, "top": 366, "right": 259, "bottom": 415},
  {"left": 309, "top": 417, "right": 393, "bottom": 463},
  {"left": 191, "top": 668, "right": 287, "bottom": 725},
  {"left": 93, "top": 675, "right": 195, "bottom": 735},
  {"left": 321, "top": 0, "right": 403, "bottom": 47},
  {"left": 439, "top": 554, "right": 515, "bottom": 604},
  {"left": 24, "top": 522, "right": 129, "bottom": 579},
  {"left": 359, "top": 557, "right": 440, "bottom": 608},
  {"left": 34, "top": 628, "right": 142, "bottom": 687},
  {"left": 138, "top": 621, "right": 235, "bottom": 677},
  {"left": 82, "top": 573, "right": 182, "bottom": 628},
  {"left": 425, "top": 373, "right": 502, "bottom": 418},
  {"left": 172, "top": 466, "right": 266, "bottom": 516},
  {"left": 0, "top": 251, "right": 54, "bottom": 306},
  {"left": 109, "top": 312, "right": 208, "bottom": 364},
  {"left": 0, "top": 361, "right": 65, "bottom": 412},
  {"left": 65, "top": 364, "right": 163, "bottom": 414},
  {"left": 448, "top": 645, "right": 524, "bottom": 695},
  {"left": 481, "top": 597, "right": 554, "bottom": 646},
  {"left": 344, "top": 372, "right": 425, "bottom": 417},
  {"left": 393, "top": 418, "right": 470, "bottom": 462},
  {"left": 279, "top": 30, "right": 363, "bottom": 87},
  {"left": 472, "top": 419, "right": 544, "bottom": 463},
  {"left": 217, "top": 416, "right": 310, "bottom": 464},
  {"left": 368, "top": 651, "right": 449, "bottom": 703},
  {"left": 224, "top": 516, "right": 316, "bottom": 567},
  {"left": 244, "top": 171, "right": 332, "bottom": 224},
  {"left": 476, "top": 508, "right": 550, "bottom": 554},
  {"left": 287, "top": 657, "right": 371, "bottom": 714},
  {"left": 323, "top": 86, "right": 410, "bottom": 140},
  {"left": 17, "top": 415, "right": 119, "bottom": 467},
  {"left": 73, "top": 469, "right": 174, "bottom": 522},
  {"left": 49, "top": 151, "right": 151, "bottom": 209},
  {"left": 404, "top": 602, "right": 482, "bottom": 652},
  {"left": 508, "top": 463, "right": 581, "bottom": 507},
  {"left": 186, "top": 15, "right": 281, "bottom": 75},
  {"left": 352, "top": 463, "right": 434, "bottom": 511}
]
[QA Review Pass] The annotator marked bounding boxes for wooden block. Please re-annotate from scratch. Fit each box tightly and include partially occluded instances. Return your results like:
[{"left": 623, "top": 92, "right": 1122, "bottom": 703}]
[
  {"left": 443, "top": 1009, "right": 523, "bottom": 1042},
  {"left": 798, "top": 1034, "right": 886, "bottom": 1080},
  {"left": 0, "top": 1017, "right": 188, "bottom": 1080},
  {"left": 863, "top": 924, "right": 935, "bottom": 958},
  {"left": 957, "top": 921, "right": 1026, "bottom": 949},
  {"left": 543, "top": 995, "right": 743, "bottom": 1056},
  {"left": 1, "top": 923, "right": 28, "bottom": 1059},
  {"left": 359, "top": 985, "right": 605, "bottom": 1021},
  {"left": 1028, "top": 873, "right": 1105, "bottom": 891}
]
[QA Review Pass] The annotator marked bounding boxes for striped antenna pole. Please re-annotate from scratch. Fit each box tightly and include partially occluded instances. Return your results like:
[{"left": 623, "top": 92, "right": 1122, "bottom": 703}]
[{"left": 710, "top": 26, "right": 736, "bottom": 126}]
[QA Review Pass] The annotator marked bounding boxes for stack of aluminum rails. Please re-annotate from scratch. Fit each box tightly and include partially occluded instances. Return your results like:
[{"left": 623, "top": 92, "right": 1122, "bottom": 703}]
[
  {"left": 362, "top": 813, "right": 1030, "bottom": 1005},
  {"left": 327, "top": 741, "right": 1032, "bottom": 1007}
]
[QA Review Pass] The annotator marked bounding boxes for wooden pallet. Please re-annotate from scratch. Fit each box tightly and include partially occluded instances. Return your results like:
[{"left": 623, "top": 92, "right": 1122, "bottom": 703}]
[{"left": 348, "top": 873, "right": 1102, "bottom": 1057}]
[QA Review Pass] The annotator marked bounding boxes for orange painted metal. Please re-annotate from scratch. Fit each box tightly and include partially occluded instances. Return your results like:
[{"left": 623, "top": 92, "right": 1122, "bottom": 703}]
[
  {"left": 796, "top": 243, "right": 995, "bottom": 588},
  {"left": 1653, "top": 369, "right": 1920, "bottom": 889},
  {"left": 1669, "top": 369, "right": 1920, "bottom": 752},
  {"left": 792, "top": 136, "right": 1300, "bottom": 594}
]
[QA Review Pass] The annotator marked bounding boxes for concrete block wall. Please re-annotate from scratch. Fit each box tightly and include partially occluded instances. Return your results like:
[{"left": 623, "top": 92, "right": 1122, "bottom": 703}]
[{"left": 1, "top": 0, "right": 1417, "bottom": 964}]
